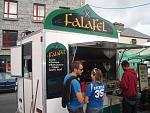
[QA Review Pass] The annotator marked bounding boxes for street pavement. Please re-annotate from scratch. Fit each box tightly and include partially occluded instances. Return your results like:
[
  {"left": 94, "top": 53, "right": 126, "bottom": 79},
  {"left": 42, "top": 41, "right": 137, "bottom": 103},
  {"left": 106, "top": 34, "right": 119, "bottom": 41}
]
[
  {"left": 0, "top": 93, "right": 17, "bottom": 113},
  {"left": 0, "top": 92, "right": 149, "bottom": 113}
]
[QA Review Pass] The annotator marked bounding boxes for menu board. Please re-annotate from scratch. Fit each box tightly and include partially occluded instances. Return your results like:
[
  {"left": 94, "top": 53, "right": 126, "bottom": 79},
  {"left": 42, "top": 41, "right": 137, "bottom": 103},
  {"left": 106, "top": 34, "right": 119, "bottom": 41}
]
[
  {"left": 138, "top": 64, "right": 149, "bottom": 91},
  {"left": 46, "top": 42, "right": 67, "bottom": 99}
]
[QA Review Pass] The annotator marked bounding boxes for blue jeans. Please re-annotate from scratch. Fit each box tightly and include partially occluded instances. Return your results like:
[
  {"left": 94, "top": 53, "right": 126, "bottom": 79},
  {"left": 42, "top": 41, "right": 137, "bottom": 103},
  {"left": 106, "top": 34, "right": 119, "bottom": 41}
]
[
  {"left": 86, "top": 108, "right": 103, "bottom": 113},
  {"left": 122, "top": 97, "right": 137, "bottom": 113},
  {"left": 68, "top": 107, "right": 84, "bottom": 113}
]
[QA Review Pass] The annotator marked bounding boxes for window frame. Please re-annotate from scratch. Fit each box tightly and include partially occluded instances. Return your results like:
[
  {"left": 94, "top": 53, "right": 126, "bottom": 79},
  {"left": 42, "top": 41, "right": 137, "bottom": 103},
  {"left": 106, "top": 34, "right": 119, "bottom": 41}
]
[
  {"left": 0, "top": 59, "right": 6, "bottom": 73},
  {"left": 4, "top": 0, "right": 18, "bottom": 19},
  {"left": 131, "top": 38, "right": 137, "bottom": 45},
  {"left": 2, "top": 30, "right": 18, "bottom": 49},
  {"left": 22, "top": 42, "right": 32, "bottom": 78},
  {"left": 33, "top": 3, "right": 46, "bottom": 22}
]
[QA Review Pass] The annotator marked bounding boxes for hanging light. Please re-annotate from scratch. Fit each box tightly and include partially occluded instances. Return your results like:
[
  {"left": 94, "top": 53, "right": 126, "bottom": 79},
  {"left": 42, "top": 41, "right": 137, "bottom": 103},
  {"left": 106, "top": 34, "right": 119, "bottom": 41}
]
[
  {"left": 102, "top": 42, "right": 116, "bottom": 59},
  {"left": 103, "top": 49, "right": 115, "bottom": 59}
]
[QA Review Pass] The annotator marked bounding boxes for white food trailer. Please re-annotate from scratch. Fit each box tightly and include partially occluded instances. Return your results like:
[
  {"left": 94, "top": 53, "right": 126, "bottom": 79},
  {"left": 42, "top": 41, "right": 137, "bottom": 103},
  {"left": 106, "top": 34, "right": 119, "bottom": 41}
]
[{"left": 11, "top": 4, "right": 134, "bottom": 113}]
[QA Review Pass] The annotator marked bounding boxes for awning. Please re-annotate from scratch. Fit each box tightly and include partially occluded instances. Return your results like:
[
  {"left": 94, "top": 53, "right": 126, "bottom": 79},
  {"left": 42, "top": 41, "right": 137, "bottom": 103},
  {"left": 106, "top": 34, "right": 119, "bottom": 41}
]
[
  {"left": 119, "top": 47, "right": 150, "bottom": 61},
  {"left": 69, "top": 41, "right": 150, "bottom": 50},
  {"left": 69, "top": 41, "right": 150, "bottom": 62},
  {"left": 129, "top": 54, "right": 150, "bottom": 60}
]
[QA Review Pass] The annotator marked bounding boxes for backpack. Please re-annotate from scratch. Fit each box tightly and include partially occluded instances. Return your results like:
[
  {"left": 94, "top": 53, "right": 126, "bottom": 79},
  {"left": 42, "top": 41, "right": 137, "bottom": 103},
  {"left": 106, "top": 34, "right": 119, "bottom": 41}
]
[{"left": 62, "top": 76, "right": 76, "bottom": 108}]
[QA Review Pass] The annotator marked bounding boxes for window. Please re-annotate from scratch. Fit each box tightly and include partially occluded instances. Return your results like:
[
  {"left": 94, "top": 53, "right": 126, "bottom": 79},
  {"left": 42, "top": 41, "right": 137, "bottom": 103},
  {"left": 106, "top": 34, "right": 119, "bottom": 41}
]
[
  {"left": 33, "top": 3, "right": 46, "bottom": 21},
  {"left": 2, "top": 30, "right": 18, "bottom": 48},
  {"left": 131, "top": 39, "right": 137, "bottom": 45},
  {"left": 4, "top": 0, "right": 18, "bottom": 19},
  {"left": 0, "top": 59, "right": 6, "bottom": 72},
  {"left": 0, "top": 56, "right": 10, "bottom": 73},
  {"left": 23, "top": 42, "right": 32, "bottom": 78}
]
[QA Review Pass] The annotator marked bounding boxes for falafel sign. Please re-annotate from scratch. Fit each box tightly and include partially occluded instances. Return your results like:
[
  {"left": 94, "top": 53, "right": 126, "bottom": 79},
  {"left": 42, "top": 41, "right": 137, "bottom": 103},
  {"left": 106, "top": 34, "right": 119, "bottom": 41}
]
[
  {"left": 44, "top": 4, "right": 118, "bottom": 38},
  {"left": 46, "top": 42, "right": 67, "bottom": 77},
  {"left": 52, "top": 13, "right": 110, "bottom": 33},
  {"left": 46, "top": 42, "right": 67, "bottom": 98}
]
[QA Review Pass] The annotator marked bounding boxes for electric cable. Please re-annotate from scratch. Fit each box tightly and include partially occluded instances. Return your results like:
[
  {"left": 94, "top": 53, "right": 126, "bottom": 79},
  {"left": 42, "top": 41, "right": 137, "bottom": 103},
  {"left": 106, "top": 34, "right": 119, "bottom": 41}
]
[{"left": 89, "top": 2, "right": 150, "bottom": 9}]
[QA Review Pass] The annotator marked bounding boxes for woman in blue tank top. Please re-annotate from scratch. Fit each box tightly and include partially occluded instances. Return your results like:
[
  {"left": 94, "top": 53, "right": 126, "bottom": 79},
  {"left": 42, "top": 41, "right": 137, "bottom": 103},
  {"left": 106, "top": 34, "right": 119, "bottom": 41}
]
[{"left": 85, "top": 68, "right": 106, "bottom": 113}]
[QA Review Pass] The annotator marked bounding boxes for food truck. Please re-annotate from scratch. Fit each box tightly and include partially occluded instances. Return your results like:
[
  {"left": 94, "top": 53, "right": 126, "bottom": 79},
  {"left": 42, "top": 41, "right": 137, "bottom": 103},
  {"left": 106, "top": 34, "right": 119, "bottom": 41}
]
[{"left": 11, "top": 4, "right": 149, "bottom": 113}]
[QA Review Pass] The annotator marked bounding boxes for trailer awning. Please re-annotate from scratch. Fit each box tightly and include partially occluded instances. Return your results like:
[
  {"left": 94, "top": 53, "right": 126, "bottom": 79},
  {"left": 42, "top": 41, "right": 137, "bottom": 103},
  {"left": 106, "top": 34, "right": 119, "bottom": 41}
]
[
  {"left": 69, "top": 41, "right": 150, "bottom": 63},
  {"left": 69, "top": 41, "right": 150, "bottom": 50}
]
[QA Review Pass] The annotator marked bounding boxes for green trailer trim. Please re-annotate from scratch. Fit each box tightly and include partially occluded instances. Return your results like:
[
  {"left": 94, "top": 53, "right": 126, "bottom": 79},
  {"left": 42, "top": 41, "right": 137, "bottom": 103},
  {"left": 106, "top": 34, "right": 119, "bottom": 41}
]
[{"left": 44, "top": 4, "right": 118, "bottom": 38}]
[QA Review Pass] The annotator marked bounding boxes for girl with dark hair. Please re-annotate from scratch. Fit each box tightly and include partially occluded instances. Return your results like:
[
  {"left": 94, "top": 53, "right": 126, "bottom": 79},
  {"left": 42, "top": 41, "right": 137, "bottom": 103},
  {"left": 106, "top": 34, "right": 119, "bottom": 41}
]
[{"left": 85, "top": 68, "right": 106, "bottom": 113}]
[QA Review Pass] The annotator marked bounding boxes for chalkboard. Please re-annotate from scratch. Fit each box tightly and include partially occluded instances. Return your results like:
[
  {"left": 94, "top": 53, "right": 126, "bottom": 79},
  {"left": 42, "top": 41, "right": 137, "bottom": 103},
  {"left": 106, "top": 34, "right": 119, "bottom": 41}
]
[{"left": 46, "top": 42, "right": 67, "bottom": 99}]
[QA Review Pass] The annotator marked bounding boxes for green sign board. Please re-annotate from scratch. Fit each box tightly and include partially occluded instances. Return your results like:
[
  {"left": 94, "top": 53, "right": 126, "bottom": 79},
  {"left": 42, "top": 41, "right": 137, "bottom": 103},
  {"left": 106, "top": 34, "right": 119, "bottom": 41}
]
[
  {"left": 46, "top": 42, "right": 67, "bottom": 99},
  {"left": 138, "top": 64, "right": 149, "bottom": 91},
  {"left": 44, "top": 4, "right": 118, "bottom": 38}
]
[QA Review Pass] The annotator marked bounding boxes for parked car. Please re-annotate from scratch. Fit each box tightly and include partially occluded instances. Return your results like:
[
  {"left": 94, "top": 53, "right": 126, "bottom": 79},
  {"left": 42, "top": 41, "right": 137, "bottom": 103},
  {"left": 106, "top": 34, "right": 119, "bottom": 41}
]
[{"left": 0, "top": 73, "right": 16, "bottom": 93}]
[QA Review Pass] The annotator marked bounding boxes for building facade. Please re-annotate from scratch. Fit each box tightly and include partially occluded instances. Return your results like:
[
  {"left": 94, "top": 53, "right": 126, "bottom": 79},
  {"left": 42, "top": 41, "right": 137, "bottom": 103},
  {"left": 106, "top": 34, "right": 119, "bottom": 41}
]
[
  {"left": 114, "top": 22, "right": 150, "bottom": 45},
  {"left": 0, "top": 0, "right": 84, "bottom": 74}
]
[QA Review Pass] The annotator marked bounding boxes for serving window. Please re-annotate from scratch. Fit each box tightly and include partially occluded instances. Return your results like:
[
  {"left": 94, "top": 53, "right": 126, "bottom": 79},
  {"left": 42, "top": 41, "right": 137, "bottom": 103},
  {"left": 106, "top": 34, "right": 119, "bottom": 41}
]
[{"left": 69, "top": 42, "right": 117, "bottom": 83}]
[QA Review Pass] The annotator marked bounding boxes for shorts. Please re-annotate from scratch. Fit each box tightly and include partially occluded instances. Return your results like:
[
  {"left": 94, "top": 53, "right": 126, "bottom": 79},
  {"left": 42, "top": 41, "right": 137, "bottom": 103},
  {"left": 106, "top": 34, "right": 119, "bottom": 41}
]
[{"left": 68, "top": 107, "right": 84, "bottom": 113}]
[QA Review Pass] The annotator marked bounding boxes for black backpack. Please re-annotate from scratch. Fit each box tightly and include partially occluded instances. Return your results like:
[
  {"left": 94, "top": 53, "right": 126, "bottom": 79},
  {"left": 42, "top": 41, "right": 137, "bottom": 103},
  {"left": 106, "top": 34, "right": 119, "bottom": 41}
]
[{"left": 62, "top": 76, "right": 76, "bottom": 108}]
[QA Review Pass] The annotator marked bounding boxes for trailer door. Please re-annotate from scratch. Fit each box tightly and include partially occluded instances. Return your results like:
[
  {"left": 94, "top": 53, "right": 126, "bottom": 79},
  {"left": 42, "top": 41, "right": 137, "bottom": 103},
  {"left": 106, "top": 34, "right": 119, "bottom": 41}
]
[{"left": 11, "top": 46, "right": 22, "bottom": 76}]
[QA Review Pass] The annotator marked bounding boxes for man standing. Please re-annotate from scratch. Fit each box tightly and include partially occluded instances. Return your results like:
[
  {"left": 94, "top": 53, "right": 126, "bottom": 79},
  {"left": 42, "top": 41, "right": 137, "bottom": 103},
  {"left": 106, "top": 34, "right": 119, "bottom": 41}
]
[
  {"left": 120, "top": 60, "right": 138, "bottom": 113},
  {"left": 64, "top": 61, "right": 84, "bottom": 113}
]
